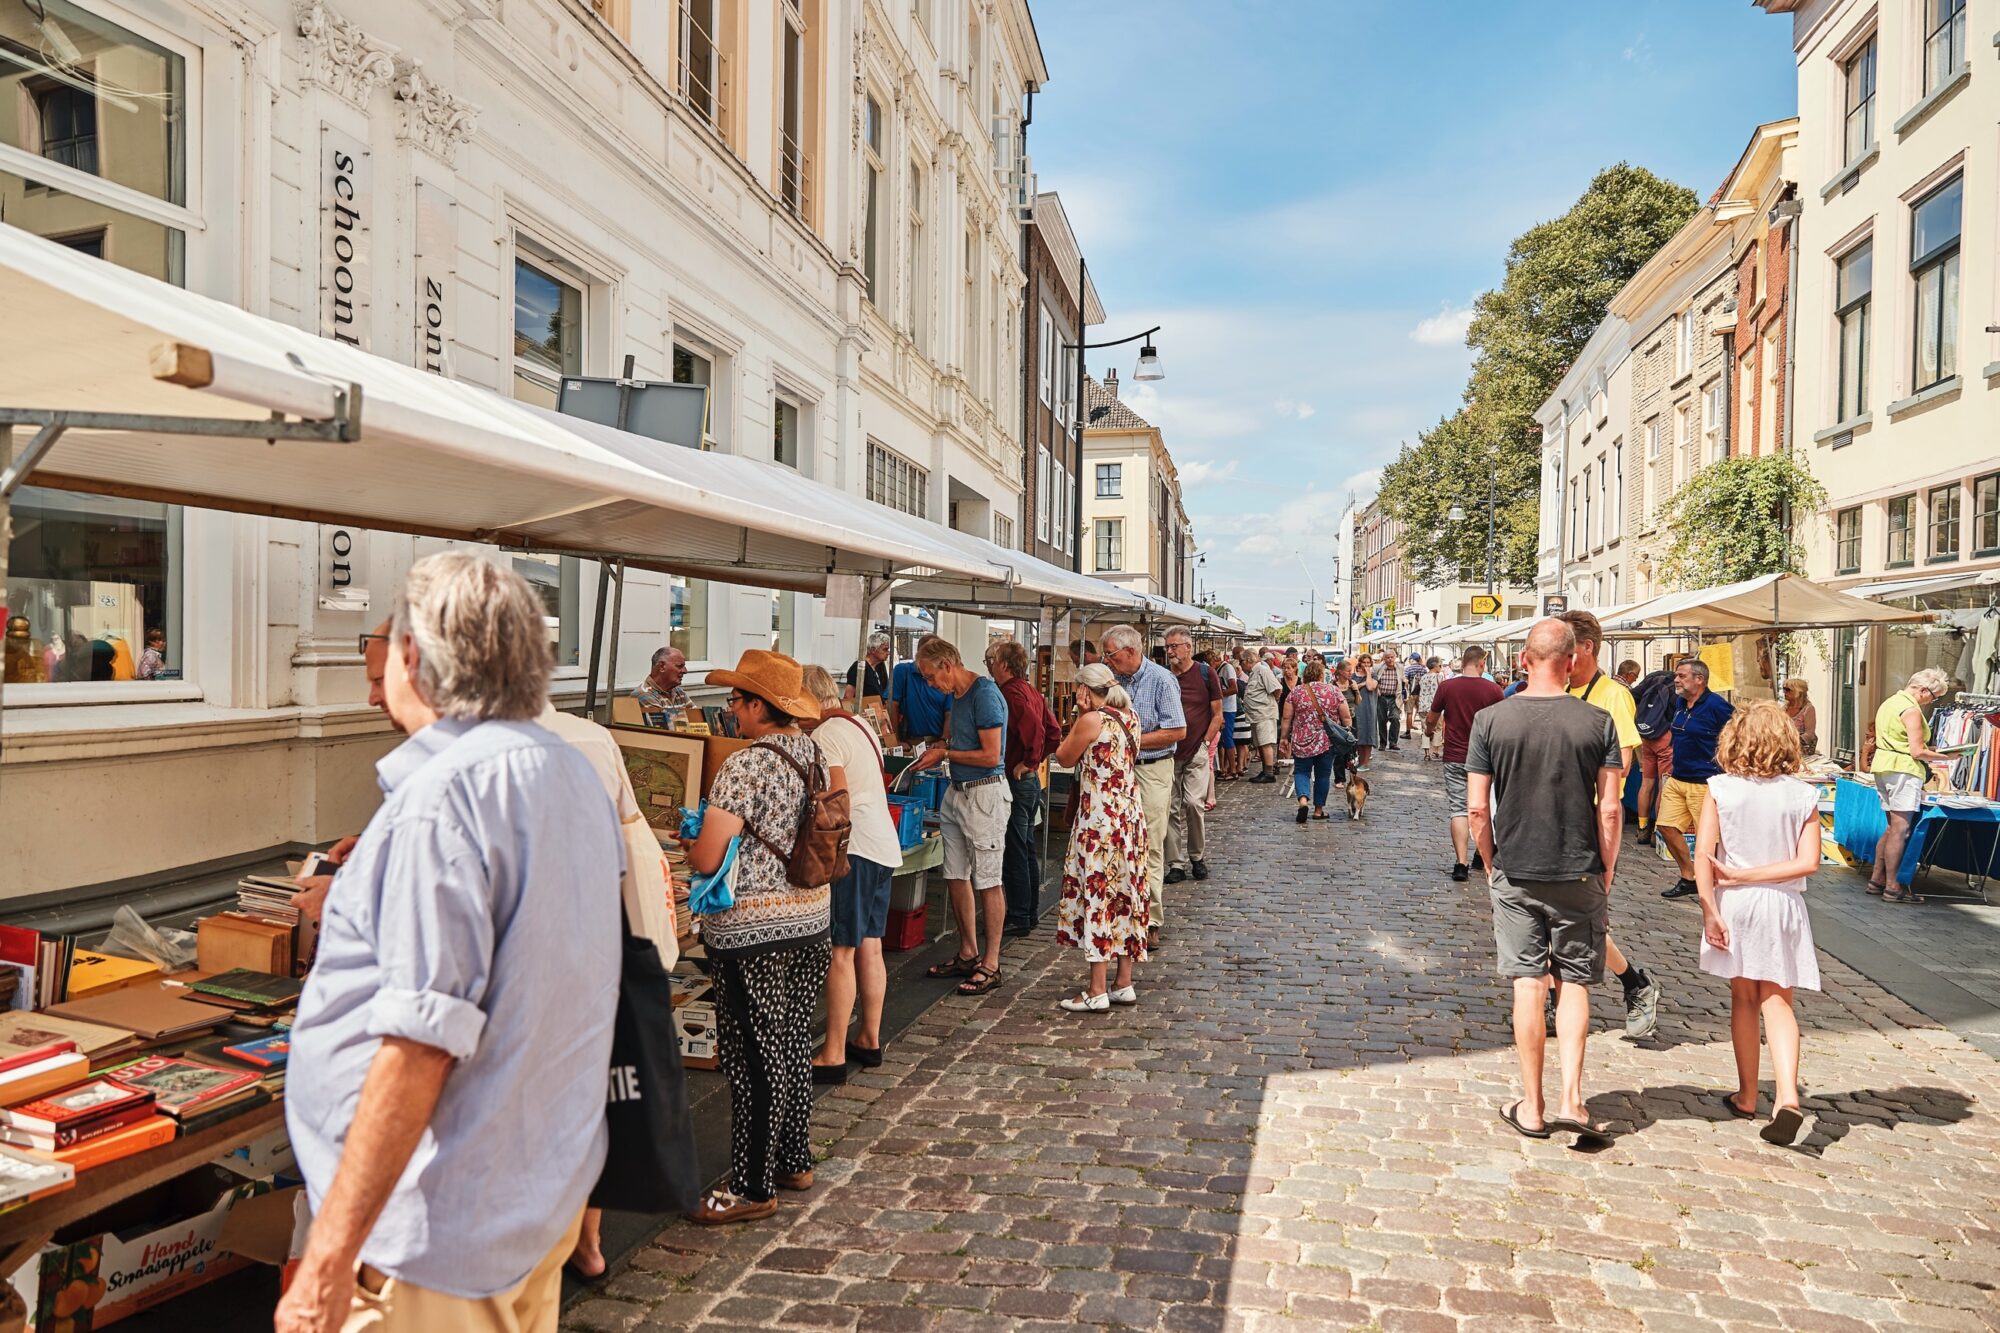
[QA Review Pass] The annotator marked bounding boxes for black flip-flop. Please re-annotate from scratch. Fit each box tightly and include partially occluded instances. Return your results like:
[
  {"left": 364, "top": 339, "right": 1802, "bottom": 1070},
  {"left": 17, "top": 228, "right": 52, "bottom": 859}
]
[
  {"left": 1761, "top": 1106, "right": 1806, "bottom": 1145},
  {"left": 1499, "top": 1101, "right": 1551, "bottom": 1139},
  {"left": 1545, "top": 1116, "right": 1616, "bottom": 1145},
  {"left": 1717, "top": 1091, "right": 1756, "bottom": 1120}
]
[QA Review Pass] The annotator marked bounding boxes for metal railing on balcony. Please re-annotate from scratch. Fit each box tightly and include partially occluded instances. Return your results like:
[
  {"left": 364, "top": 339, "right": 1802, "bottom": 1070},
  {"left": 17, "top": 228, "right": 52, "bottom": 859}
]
[
  {"left": 676, "top": 4, "right": 730, "bottom": 140},
  {"left": 780, "top": 130, "right": 813, "bottom": 222}
]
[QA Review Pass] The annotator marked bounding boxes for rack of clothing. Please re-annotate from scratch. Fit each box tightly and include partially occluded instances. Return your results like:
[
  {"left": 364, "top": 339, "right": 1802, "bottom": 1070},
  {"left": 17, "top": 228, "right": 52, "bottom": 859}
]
[{"left": 1935, "top": 694, "right": 2000, "bottom": 801}]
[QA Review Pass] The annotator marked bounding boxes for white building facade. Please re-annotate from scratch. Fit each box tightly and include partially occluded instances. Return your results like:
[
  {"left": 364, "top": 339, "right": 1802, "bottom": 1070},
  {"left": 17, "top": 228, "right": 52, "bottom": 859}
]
[{"left": 0, "top": 0, "right": 1042, "bottom": 895}]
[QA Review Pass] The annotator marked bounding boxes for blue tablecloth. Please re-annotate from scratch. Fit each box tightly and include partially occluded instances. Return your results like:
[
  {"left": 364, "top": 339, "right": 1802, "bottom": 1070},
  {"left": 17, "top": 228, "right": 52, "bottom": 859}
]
[{"left": 1832, "top": 777, "right": 2000, "bottom": 885}]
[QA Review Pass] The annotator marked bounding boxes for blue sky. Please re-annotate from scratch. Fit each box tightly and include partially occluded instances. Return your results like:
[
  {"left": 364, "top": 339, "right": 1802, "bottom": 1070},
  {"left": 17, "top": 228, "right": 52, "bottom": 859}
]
[{"left": 1028, "top": 0, "right": 1798, "bottom": 628}]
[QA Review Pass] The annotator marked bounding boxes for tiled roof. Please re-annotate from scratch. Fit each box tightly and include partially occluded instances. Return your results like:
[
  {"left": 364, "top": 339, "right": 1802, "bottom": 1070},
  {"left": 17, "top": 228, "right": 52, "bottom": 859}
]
[{"left": 1083, "top": 375, "right": 1153, "bottom": 431}]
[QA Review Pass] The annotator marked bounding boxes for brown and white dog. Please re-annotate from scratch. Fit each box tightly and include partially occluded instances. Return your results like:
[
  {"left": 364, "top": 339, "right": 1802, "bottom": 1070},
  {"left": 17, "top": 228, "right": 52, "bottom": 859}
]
[{"left": 1345, "top": 774, "right": 1370, "bottom": 821}]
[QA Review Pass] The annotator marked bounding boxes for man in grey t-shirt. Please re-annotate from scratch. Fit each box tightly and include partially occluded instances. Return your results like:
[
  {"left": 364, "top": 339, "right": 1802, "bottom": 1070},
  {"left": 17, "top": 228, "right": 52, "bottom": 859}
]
[{"left": 1466, "top": 618, "right": 1623, "bottom": 1146}]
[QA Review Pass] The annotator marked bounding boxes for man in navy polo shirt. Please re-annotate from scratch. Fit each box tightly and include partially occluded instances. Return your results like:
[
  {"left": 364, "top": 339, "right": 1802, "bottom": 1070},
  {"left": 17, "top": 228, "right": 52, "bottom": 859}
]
[{"left": 1656, "top": 658, "right": 1733, "bottom": 900}]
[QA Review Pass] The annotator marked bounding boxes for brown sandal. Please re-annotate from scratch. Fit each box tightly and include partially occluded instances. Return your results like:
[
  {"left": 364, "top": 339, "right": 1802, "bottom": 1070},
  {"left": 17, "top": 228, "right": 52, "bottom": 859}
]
[
  {"left": 1883, "top": 888, "right": 1925, "bottom": 904},
  {"left": 957, "top": 964, "right": 1002, "bottom": 995},
  {"left": 774, "top": 1169, "right": 815, "bottom": 1191},
  {"left": 926, "top": 953, "right": 978, "bottom": 979},
  {"left": 688, "top": 1190, "right": 778, "bottom": 1226}
]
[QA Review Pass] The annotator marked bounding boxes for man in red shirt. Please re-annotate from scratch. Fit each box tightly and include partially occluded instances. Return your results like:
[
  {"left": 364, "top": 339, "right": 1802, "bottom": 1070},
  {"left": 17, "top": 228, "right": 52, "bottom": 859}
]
[
  {"left": 986, "top": 641, "right": 1060, "bottom": 937},
  {"left": 1164, "top": 628, "right": 1223, "bottom": 885},
  {"left": 1426, "top": 644, "right": 1505, "bottom": 882}
]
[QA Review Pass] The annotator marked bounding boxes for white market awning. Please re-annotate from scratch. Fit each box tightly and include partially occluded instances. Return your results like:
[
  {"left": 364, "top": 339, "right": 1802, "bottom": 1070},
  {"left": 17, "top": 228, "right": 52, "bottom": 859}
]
[
  {"left": 0, "top": 225, "right": 1007, "bottom": 596},
  {"left": 1600, "top": 573, "right": 1931, "bottom": 635},
  {"left": 1847, "top": 568, "right": 2000, "bottom": 603}
]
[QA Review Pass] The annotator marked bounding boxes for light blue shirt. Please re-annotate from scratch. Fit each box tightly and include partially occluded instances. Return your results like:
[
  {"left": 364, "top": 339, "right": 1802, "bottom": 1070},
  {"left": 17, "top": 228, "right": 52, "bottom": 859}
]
[
  {"left": 943, "top": 675, "right": 1009, "bottom": 783},
  {"left": 287, "top": 718, "right": 623, "bottom": 1299},
  {"left": 1116, "top": 658, "right": 1187, "bottom": 761}
]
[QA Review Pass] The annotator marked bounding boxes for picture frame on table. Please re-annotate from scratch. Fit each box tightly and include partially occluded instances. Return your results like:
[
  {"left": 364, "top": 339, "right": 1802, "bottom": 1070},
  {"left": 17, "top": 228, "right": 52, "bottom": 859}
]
[
  {"left": 612, "top": 729, "right": 705, "bottom": 842},
  {"left": 859, "top": 696, "right": 895, "bottom": 748}
]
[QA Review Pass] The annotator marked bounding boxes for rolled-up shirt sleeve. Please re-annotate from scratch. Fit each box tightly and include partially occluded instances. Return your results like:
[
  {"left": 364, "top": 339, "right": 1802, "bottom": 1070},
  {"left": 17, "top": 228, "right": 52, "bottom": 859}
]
[{"left": 364, "top": 813, "right": 494, "bottom": 1061}]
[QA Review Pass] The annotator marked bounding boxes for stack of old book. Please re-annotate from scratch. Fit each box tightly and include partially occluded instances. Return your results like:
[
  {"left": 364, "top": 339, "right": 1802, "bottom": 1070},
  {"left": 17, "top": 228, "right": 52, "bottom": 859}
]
[
  {"left": 99, "top": 1055, "right": 269, "bottom": 1134},
  {"left": 185, "top": 1031, "right": 289, "bottom": 1095},
  {"left": 0, "top": 1077, "right": 173, "bottom": 1169},
  {"left": 0, "top": 1012, "right": 141, "bottom": 1075},
  {"left": 230, "top": 873, "right": 320, "bottom": 973},
  {"left": 0, "top": 1144, "right": 73, "bottom": 1214}
]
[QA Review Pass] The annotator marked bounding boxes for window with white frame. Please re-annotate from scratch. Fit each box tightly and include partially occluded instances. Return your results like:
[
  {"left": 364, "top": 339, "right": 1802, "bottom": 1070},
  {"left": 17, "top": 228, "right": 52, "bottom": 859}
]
[
  {"left": 1928, "top": 483, "right": 1961, "bottom": 561},
  {"left": 867, "top": 440, "right": 928, "bottom": 518},
  {"left": 963, "top": 231, "right": 979, "bottom": 394},
  {"left": 1674, "top": 401, "right": 1692, "bottom": 465},
  {"left": 778, "top": 0, "right": 806, "bottom": 218},
  {"left": 862, "top": 93, "right": 883, "bottom": 305},
  {"left": 1703, "top": 379, "right": 1724, "bottom": 459},
  {"left": 1596, "top": 453, "right": 1608, "bottom": 547},
  {"left": 512, "top": 251, "right": 583, "bottom": 409},
  {"left": 1645, "top": 417, "right": 1661, "bottom": 459},
  {"left": 677, "top": 0, "right": 724, "bottom": 132},
  {"left": 1886, "top": 493, "right": 1915, "bottom": 566},
  {"left": 1835, "top": 506, "right": 1861, "bottom": 573},
  {"left": 1035, "top": 445, "right": 1050, "bottom": 540},
  {"left": 1582, "top": 464, "right": 1593, "bottom": 551},
  {"left": 773, "top": 396, "right": 799, "bottom": 468},
  {"left": 1052, "top": 463, "right": 1068, "bottom": 554},
  {"left": 993, "top": 512, "right": 1013, "bottom": 549},
  {"left": 1910, "top": 174, "right": 1961, "bottom": 392},
  {"left": 1675, "top": 311, "right": 1693, "bottom": 378},
  {"left": 1038, "top": 306, "right": 1055, "bottom": 405},
  {"left": 2, "top": 1, "right": 193, "bottom": 689},
  {"left": 906, "top": 161, "right": 927, "bottom": 353},
  {"left": 1978, "top": 472, "right": 2000, "bottom": 554},
  {"left": 1612, "top": 439, "right": 1624, "bottom": 539},
  {"left": 1097, "top": 462, "right": 1121, "bottom": 497},
  {"left": 1835, "top": 240, "right": 1871, "bottom": 421},
  {"left": 1924, "top": 0, "right": 1966, "bottom": 95},
  {"left": 1095, "top": 519, "right": 1123, "bottom": 572},
  {"left": 671, "top": 342, "right": 719, "bottom": 450},
  {"left": 1568, "top": 478, "right": 1579, "bottom": 558},
  {"left": 1843, "top": 33, "right": 1876, "bottom": 165}
]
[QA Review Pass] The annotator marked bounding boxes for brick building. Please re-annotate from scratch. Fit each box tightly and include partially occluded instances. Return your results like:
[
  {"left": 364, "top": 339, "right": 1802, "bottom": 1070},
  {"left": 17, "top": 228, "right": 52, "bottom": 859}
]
[
  {"left": 1716, "top": 119, "right": 1801, "bottom": 457},
  {"left": 1019, "top": 191, "right": 1103, "bottom": 567}
]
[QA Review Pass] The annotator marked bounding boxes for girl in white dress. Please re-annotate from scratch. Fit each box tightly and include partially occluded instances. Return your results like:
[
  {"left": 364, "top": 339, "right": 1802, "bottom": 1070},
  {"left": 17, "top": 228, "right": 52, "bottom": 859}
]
[{"left": 1695, "top": 700, "right": 1824, "bottom": 1146}]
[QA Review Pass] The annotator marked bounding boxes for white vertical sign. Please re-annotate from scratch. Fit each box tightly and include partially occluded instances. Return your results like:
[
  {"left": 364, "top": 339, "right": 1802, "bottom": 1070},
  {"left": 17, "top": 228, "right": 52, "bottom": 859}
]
[
  {"left": 319, "top": 125, "right": 371, "bottom": 348},
  {"left": 413, "top": 181, "right": 457, "bottom": 376}
]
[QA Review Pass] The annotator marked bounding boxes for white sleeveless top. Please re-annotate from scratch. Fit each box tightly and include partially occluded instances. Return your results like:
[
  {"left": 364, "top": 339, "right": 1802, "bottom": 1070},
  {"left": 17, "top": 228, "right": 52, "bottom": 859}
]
[{"left": 1708, "top": 774, "right": 1819, "bottom": 893}]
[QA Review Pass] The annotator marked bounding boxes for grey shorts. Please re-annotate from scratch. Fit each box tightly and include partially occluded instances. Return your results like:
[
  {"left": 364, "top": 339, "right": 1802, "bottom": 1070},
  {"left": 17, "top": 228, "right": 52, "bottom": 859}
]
[
  {"left": 1444, "top": 762, "right": 1469, "bottom": 815},
  {"left": 1490, "top": 870, "right": 1608, "bottom": 985},
  {"left": 1876, "top": 771, "right": 1925, "bottom": 814},
  {"left": 941, "top": 779, "right": 1012, "bottom": 888}
]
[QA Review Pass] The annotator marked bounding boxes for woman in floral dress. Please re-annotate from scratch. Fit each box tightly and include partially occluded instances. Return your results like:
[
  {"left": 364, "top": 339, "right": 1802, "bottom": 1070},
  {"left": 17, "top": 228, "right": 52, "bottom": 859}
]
[{"left": 1053, "top": 662, "right": 1150, "bottom": 1013}]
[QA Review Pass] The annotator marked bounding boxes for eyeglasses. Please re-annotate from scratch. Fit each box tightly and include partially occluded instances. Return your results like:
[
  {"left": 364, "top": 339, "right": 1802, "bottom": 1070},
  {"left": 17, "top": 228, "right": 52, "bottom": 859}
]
[
  {"left": 726, "top": 692, "right": 751, "bottom": 708},
  {"left": 358, "top": 632, "right": 388, "bottom": 655}
]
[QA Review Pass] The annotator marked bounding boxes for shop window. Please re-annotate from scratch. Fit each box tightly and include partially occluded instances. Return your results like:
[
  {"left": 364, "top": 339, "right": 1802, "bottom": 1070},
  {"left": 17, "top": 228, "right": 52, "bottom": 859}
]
[
  {"left": 1094, "top": 519, "right": 1122, "bottom": 573},
  {"left": 3, "top": 490, "right": 181, "bottom": 684},
  {"left": 1910, "top": 175, "right": 1961, "bottom": 392},
  {"left": 511, "top": 254, "right": 582, "bottom": 409},
  {"left": 1927, "top": 483, "right": 1961, "bottom": 562},
  {"left": 1835, "top": 242, "right": 1871, "bottom": 421},
  {"left": 1835, "top": 506, "right": 1861, "bottom": 574},
  {"left": 773, "top": 397, "right": 799, "bottom": 468},
  {"left": 1886, "top": 493, "right": 1914, "bottom": 567},
  {"left": 866, "top": 440, "right": 927, "bottom": 519},
  {"left": 3, "top": 0, "right": 186, "bottom": 205},
  {"left": 1974, "top": 472, "right": 2000, "bottom": 555}
]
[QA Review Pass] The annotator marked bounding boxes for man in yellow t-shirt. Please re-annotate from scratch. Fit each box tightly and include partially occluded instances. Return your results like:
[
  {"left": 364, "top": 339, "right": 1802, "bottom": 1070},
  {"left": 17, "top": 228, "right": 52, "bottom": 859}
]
[{"left": 1558, "top": 610, "right": 1660, "bottom": 1039}]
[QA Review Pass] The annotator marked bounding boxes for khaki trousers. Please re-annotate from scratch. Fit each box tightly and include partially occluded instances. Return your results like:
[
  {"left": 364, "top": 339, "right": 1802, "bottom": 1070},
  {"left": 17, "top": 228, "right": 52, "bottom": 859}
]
[
  {"left": 1136, "top": 758, "right": 1174, "bottom": 928},
  {"left": 341, "top": 1207, "right": 583, "bottom": 1333},
  {"left": 1166, "top": 747, "right": 1210, "bottom": 871}
]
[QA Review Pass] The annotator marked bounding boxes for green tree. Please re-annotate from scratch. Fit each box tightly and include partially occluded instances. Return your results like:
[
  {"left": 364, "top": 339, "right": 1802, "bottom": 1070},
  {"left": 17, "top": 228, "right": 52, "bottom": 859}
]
[
  {"left": 1200, "top": 601, "right": 1235, "bottom": 621},
  {"left": 1382, "top": 164, "right": 1699, "bottom": 586},
  {"left": 1657, "top": 453, "right": 1828, "bottom": 589}
]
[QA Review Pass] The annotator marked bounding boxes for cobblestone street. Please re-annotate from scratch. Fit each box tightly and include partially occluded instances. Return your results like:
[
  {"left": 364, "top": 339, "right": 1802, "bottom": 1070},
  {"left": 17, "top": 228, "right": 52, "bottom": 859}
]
[{"left": 567, "top": 746, "right": 2000, "bottom": 1333}]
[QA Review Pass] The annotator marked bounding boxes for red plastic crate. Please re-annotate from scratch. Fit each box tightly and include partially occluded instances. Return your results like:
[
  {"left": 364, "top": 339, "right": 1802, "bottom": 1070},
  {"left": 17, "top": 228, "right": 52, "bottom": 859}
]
[{"left": 883, "top": 905, "right": 927, "bottom": 952}]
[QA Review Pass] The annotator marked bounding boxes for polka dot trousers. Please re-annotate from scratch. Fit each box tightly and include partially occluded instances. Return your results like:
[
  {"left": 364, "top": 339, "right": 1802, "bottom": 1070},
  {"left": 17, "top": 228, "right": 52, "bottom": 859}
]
[{"left": 712, "top": 937, "right": 832, "bottom": 1202}]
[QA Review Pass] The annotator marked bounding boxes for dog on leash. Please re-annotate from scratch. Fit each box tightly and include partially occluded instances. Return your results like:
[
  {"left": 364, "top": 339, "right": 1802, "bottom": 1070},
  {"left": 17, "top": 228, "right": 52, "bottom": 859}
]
[{"left": 1345, "top": 774, "right": 1370, "bottom": 821}]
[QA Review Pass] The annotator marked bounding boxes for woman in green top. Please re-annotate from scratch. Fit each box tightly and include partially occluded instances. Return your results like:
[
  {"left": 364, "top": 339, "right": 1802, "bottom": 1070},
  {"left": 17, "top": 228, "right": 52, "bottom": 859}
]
[{"left": 1867, "top": 667, "right": 1953, "bottom": 904}]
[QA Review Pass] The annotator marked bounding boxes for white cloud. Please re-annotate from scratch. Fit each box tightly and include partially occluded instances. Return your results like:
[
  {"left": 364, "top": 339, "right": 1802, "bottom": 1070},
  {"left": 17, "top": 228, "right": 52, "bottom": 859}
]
[
  {"left": 1273, "top": 398, "right": 1317, "bottom": 421},
  {"left": 1410, "top": 302, "right": 1476, "bottom": 348},
  {"left": 1179, "top": 458, "right": 1239, "bottom": 487}
]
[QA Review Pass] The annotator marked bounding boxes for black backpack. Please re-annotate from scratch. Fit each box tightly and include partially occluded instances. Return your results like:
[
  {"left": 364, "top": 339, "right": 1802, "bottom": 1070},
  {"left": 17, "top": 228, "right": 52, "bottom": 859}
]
[{"left": 1633, "top": 670, "right": 1677, "bottom": 739}]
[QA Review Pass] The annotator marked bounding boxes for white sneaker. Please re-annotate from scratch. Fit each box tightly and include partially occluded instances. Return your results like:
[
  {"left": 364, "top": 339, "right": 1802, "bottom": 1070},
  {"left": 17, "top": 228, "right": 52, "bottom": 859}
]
[
  {"left": 1107, "top": 985, "right": 1138, "bottom": 1006},
  {"left": 1059, "top": 991, "right": 1110, "bottom": 1013}
]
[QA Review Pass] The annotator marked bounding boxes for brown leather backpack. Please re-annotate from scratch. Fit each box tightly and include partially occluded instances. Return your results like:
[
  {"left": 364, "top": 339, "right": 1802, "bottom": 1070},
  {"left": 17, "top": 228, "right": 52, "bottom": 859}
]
[{"left": 747, "top": 738, "right": 852, "bottom": 888}]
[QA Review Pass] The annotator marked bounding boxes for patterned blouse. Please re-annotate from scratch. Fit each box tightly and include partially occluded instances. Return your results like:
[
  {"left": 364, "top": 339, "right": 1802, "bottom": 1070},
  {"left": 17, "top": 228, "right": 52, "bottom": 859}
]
[
  {"left": 703, "top": 733, "right": 831, "bottom": 958},
  {"left": 1287, "top": 681, "right": 1348, "bottom": 759}
]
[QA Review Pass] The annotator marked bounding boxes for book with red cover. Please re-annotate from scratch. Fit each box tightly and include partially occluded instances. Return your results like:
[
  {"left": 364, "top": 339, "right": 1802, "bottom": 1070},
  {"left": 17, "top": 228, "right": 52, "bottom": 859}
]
[
  {"left": 0, "top": 1078, "right": 152, "bottom": 1135},
  {"left": 0, "top": 1040, "right": 75, "bottom": 1077},
  {"left": 0, "top": 1098, "right": 159, "bottom": 1151},
  {"left": 49, "top": 1114, "right": 176, "bottom": 1170},
  {"left": 99, "top": 1056, "right": 258, "bottom": 1119}
]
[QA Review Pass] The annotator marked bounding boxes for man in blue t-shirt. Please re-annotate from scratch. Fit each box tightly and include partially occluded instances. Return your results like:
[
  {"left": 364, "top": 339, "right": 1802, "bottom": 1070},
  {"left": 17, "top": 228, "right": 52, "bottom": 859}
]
[
  {"left": 909, "top": 636, "right": 1012, "bottom": 995},
  {"left": 1656, "top": 658, "right": 1734, "bottom": 900},
  {"left": 889, "top": 657, "right": 949, "bottom": 744}
]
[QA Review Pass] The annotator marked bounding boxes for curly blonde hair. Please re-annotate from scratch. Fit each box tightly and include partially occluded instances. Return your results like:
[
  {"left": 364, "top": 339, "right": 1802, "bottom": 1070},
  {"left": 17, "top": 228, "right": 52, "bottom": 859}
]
[{"left": 1715, "top": 699, "right": 1804, "bottom": 779}]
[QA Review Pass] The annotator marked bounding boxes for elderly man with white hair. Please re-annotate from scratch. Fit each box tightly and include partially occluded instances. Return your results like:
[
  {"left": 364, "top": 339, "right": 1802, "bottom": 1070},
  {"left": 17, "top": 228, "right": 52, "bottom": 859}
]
[
  {"left": 278, "top": 552, "right": 623, "bottom": 1333},
  {"left": 1102, "top": 624, "right": 1186, "bottom": 947},
  {"left": 844, "top": 629, "right": 892, "bottom": 706},
  {"left": 1868, "top": 667, "right": 1955, "bottom": 904}
]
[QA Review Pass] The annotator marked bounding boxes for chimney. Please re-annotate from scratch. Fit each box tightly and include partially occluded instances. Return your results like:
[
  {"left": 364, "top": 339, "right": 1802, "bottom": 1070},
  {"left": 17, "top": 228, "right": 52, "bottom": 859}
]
[{"left": 1105, "top": 368, "right": 1119, "bottom": 397}]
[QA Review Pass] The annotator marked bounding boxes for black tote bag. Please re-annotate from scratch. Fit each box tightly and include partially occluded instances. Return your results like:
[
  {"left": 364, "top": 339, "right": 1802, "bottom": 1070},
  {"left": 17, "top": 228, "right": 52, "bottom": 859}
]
[{"left": 589, "top": 919, "right": 701, "bottom": 1214}]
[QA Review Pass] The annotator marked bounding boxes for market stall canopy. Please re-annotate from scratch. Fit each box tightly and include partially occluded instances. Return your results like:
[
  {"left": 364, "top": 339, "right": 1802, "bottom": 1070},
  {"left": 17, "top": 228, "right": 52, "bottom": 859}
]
[
  {"left": 1600, "top": 573, "right": 1932, "bottom": 635},
  {"left": 1848, "top": 569, "right": 2000, "bottom": 603},
  {"left": 889, "top": 535, "right": 1149, "bottom": 615},
  {"left": 0, "top": 227, "right": 1008, "bottom": 595},
  {"left": 1490, "top": 603, "right": 1639, "bottom": 643}
]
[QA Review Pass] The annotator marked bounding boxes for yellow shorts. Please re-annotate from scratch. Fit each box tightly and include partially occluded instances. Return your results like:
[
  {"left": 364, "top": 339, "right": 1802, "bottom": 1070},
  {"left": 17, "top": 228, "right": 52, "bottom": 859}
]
[{"left": 1656, "top": 776, "right": 1709, "bottom": 831}]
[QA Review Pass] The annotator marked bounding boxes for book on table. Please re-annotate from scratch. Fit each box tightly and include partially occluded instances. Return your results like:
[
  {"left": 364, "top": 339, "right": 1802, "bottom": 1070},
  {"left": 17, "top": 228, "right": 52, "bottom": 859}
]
[
  {"left": 174, "top": 1084, "right": 273, "bottom": 1136},
  {"left": 0, "top": 1097, "right": 160, "bottom": 1151},
  {"left": 188, "top": 970, "right": 304, "bottom": 1009},
  {"left": 97, "top": 1056, "right": 260, "bottom": 1120},
  {"left": 0, "top": 1144, "right": 73, "bottom": 1212},
  {"left": 0, "top": 1011, "right": 140, "bottom": 1063},
  {"left": 44, "top": 982, "right": 238, "bottom": 1041},
  {"left": 49, "top": 1114, "right": 177, "bottom": 1170},
  {"left": 0, "top": 1051, "right": 93, "bottom": 1108},
  {"left": 63, "top": 950, "right": 162, "bottom": 1000},
  {"left": 218, "top": 1033, "right": 289, "bottom": 1069},
  {"left": 0, "top": 1078, "right": 152, "bottom": 1135}
]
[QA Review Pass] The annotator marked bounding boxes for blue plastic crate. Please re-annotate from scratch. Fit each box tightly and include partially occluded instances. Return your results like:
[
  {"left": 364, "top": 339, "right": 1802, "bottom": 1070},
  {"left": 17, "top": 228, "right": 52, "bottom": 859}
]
[{"left": 886, "top": 796, "right": 928, "bottom": 848}]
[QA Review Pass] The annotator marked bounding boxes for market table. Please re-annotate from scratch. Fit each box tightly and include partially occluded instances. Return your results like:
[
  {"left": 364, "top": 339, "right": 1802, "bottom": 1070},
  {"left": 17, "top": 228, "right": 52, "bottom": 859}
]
[
  {"left": 1831, "top": 777, "right": 2000, "bottom": 901},
  {"left": 0, "top": 1100, "right": 286, "bottom": 1278}
]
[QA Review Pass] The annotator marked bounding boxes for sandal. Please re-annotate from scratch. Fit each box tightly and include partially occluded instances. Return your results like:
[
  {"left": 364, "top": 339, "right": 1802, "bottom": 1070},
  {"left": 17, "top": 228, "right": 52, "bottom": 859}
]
[
  {"left": 774, "top": 1169, "right": 815, "bottom": 1191},
  {"left": 957, "top": 964, "right": 1002, "bottom": 995},
  {"left": 1716, "top": 1091, "right": 1756, "bottom": 1119},
  {"left": 1545, "top": 1115, "right": 1616, "bottom": 1145},
  {"left": 1499, "top": 1101, "right": 1551, "bottom": 1139},
  {"left": 1761, "top": 1105, "right": 1807, "bottom": 1146},
  {"left": 1311, "top": 809, "right": 1328, "bottom": 820},
  {"left": 926, "top": 954, "right": 979, "bottom": 979},
  {"left": 688, "top": 1190, "right": 778, "bottom": 1226},
  {"left": 1883, "top": 888, "right": 1925, "bottom": 904},
  {"left": 1864, "top": 883, "right": 1885, "bottom": 896}
]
